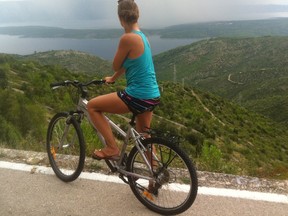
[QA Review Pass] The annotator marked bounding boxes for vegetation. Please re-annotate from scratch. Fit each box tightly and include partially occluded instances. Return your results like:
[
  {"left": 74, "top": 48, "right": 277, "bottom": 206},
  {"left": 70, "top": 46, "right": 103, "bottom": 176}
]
[
  {"left": 0, "top": 52, "right": 287, "bottom": 180},
  {"left": 21, "top": 50, "right": 112, "bottom": 76},
  {"left": 154, "top": 36, "right": 288, "bottom": 126},
  {"left": 160, "top": 18, "right": 288, "bottom": 38}
]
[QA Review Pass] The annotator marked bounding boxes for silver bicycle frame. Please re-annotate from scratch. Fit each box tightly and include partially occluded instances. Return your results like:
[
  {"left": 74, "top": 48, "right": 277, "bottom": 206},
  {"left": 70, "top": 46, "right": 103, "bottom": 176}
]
[{"left": 76, "top": 98, "right": 154, "bottom": 180}]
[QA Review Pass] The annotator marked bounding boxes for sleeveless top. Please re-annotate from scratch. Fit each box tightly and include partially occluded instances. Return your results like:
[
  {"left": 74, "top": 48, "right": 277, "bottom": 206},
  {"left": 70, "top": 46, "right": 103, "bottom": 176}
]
[{"left": 122, "top": 30, "right": 160, "bottom": 99}]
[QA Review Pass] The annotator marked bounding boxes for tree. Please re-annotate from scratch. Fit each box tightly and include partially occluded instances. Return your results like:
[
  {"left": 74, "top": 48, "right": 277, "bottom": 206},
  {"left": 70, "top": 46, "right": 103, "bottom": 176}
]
[{"left": 0, "top": 66, "right": 8, "bottom": 89}]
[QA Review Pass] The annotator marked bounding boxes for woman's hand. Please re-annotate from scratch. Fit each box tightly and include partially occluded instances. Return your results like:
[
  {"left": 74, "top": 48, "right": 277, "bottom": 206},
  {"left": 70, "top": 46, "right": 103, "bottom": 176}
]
[
  {"left": 105, "top": 68, "right": 126, "bottom": 84},
  {"left": 104, "top": 76, "right": 115, "bottom": 84}
]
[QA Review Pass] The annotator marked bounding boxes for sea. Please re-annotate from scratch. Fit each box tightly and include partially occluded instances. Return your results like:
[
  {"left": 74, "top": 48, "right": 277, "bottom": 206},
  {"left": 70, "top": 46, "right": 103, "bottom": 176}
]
[{"left": 0, "top": 34, "right": 202, "bottom": 61}]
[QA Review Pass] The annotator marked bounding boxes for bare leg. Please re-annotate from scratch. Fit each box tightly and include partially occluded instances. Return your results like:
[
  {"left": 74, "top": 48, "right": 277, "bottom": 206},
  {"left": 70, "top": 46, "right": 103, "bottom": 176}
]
[
  {"left": 87, "top": 92, "right": 130, "bottom": 157},
  {"left": 136, "top": 111, "right": 155, "bottom": 164},
  {"left": 136, "top": 111, "right": 153, "bottom": 135},
  {"left": 136, "top": 111, "right": 158, "bottom": 191},
  {"left": 136, "top": 112, "right": 156, "bottom": 165}
]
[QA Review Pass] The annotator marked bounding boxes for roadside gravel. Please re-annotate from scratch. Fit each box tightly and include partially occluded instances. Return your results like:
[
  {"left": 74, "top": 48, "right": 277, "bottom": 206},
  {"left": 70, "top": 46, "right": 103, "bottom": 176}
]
[{"left": 1, "top": 147, "right": 287, "bottom": 195}]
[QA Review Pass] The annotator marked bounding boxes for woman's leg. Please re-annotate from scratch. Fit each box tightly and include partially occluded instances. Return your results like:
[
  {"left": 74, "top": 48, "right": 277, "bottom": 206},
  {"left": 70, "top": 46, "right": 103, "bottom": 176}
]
[
  {"left": 135, "top": 111, "right": 153, "bottom": 134},
  {"left": 87, "top": 92, "right": 130, "bottom": 157},
  {"left": 136, "top": 112, "right": 158, "bottom": 192}
]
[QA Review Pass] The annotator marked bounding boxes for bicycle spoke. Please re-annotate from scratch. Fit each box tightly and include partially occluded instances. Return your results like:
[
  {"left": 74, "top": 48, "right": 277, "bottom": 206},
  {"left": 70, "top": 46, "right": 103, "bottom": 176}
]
[
  {"left": 127, "top": 138, "right": 198, "bottom": 215},
  {"left": 47, "top": 113, "right": 85, "bottom": 182}
]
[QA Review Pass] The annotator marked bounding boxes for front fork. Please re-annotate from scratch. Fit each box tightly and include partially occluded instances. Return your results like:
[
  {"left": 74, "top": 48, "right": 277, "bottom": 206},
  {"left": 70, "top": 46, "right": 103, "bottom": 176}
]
[{"left": 59, "top": 112, "right": 82, "bottom": 150}]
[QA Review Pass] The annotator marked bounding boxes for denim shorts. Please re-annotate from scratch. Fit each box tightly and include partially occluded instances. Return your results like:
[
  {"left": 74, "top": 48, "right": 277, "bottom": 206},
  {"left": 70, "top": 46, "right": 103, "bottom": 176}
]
[{"left": 117, "top": 90, "right": 160, "bottom": 114}]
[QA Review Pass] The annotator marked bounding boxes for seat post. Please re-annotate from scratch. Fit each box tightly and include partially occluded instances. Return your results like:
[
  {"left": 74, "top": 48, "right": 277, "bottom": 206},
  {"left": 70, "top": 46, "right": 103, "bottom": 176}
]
[{"left": 129, "top": 113, "right": 137, "bottom": 126}]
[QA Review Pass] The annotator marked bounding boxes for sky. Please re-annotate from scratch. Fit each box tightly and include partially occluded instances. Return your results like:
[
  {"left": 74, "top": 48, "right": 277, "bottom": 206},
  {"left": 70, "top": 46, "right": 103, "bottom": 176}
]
[{"left": 0, "top": 0, "right": 288, "bottom": 28}]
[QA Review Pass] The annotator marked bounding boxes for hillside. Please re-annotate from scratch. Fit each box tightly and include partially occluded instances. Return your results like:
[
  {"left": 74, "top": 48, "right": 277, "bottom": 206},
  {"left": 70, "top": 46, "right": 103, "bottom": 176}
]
[
  {"left": 0, "top": 26, "right": 123, "bottom": 39},
  {"left": 21, "top": 50, "right": 112, "bottom": 76},
  {"left": 0, "top": 52, "right": 287, "bottom": 180},
  {"left": 154, "top": 36, "right": 288, "bottom": 125},
  {"left": 160, "top": 18, "right": 288, "bottom": 38}
]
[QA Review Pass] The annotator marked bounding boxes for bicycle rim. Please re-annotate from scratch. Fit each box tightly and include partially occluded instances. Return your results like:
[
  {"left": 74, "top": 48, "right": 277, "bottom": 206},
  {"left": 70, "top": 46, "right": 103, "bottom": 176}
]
[
  {"left": 46, "top": 112, "right": 85, "bottom": 182},
  {"left": 127, "top": 138, "right": 198, "bottom": 215}
]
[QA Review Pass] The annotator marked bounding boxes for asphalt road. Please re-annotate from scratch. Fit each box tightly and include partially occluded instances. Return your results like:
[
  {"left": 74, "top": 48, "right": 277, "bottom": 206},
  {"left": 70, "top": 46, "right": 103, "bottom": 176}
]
[{"left": 0, "top": 168, "right": 287, "bottom": 216}]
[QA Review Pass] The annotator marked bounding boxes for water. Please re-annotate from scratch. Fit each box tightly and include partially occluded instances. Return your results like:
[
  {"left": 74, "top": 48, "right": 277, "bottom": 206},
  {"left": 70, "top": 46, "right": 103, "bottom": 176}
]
[{"left": 0, "top": 35, "right": 201, "bottom": 60}]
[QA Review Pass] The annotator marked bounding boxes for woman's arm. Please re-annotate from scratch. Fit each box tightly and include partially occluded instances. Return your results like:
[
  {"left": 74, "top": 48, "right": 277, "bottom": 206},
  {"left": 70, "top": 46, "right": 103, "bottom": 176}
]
[
  {"left": 106, "top": 34, "right": 132, "bottom": 83},
  {"left": 105, "top": 67, "right": 126, "bottom": 83},
  {"left": 113, "top": 34, "right": 131, "bottom": 71}
]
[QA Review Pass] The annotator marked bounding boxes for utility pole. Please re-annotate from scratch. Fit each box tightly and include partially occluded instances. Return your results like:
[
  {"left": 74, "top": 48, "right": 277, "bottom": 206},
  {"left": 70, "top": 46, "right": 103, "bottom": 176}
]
[{"left": 173, "top": 63, "right": 177, "bottom": 83}]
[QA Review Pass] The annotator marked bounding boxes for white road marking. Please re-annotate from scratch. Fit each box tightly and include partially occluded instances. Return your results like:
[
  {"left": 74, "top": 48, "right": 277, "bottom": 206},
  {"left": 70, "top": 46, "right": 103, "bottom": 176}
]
[{"left": 0, "top": 161, "right": 287, "bottom": 204}]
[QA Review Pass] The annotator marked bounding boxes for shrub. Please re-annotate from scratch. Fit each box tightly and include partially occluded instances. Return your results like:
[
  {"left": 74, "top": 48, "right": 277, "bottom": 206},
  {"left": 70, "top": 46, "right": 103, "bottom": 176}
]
[{"left": 199, "top": 141, "right": 223, "bottom": 172}]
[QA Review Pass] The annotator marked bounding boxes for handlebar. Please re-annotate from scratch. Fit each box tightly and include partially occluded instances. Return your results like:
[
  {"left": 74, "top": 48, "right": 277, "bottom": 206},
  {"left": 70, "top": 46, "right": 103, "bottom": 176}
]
[
  {"left": 50, "top": 79, "right": 107, "bottom": 90},
  {"left": 50, "top": 79, "right": 112, "bottom": 99}
]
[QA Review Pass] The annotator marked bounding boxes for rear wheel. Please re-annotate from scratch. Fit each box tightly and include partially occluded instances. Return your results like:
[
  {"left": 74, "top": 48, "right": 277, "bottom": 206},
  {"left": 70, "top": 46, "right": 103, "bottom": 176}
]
[
  {"left": 46, "top": 112, "right": 85, "bottom": 182},
  {"left": 127, "top": 138, "right": 198, "bottom": 215}
]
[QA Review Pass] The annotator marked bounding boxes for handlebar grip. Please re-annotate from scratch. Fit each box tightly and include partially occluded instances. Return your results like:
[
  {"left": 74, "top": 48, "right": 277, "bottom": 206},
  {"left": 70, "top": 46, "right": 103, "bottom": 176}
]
[
  {"left": 92, "top": 80, "right": 105, "bottom": 85},
  {"left": 91, "top": 79, "right": 113, "bottom": 85},
  {"left": 103, "top": 80, "right": 115, "bottom": 84},
  {"left": 50, "top": 80, "right": 70, "bottom": 88}
]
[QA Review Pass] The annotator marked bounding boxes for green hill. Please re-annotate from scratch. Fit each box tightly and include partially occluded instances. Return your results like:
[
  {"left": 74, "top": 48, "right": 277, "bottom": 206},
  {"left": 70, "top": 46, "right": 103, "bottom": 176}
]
[
  {"left": 154, "top": 36, "right": 288, "bottom": 125},
  {"left": 160, "top": 18, "right": 288, "bottom": 38},
  {"left": 0, "top": 52, "right": 287, "bottom": 180},
  {"left": 21, "top": 50, "right": 112, "bottom": 76}
]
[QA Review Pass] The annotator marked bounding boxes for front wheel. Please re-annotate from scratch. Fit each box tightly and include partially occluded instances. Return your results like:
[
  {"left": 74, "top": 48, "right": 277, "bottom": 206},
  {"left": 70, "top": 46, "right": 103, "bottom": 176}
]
[
  {"left": 127, "top": 138, "right": 198, "bottom": 215},
  {"left": 46, "top": 112, "right": 86, "bottom": 182}
]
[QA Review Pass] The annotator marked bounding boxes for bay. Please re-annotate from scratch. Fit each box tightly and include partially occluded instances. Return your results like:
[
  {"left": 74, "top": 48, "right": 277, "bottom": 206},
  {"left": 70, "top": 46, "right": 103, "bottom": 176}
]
[{"left": 0, "top": 35, "right": 201, "bottom": 60}]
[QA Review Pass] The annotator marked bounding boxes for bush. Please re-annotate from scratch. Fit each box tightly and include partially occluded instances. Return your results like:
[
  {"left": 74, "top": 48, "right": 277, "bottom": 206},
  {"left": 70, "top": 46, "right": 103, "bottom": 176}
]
[
  {"left": 198, "top": 141, "right": 223, "bottom": 172},
  {"left": 0, "top": 116, "right": 22, "bottom": 148}
]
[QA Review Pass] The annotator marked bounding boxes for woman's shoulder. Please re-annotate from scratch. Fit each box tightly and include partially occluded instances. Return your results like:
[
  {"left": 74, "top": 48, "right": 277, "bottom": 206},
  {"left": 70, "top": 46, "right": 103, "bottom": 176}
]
[
  {"left": 122, "top": 32, "right": 142, "bottom": 42},
  {"left": 120, "top": 33, "right": 142, "bottom": 49},
  {"left": 120, "top": 31, "right": 144, "bottom": 58}
]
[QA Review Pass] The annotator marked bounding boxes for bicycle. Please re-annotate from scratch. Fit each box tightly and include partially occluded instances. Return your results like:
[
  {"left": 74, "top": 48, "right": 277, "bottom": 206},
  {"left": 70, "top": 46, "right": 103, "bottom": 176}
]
[{"left": 46, "top": 79, "right": 198, "bottom": 215}]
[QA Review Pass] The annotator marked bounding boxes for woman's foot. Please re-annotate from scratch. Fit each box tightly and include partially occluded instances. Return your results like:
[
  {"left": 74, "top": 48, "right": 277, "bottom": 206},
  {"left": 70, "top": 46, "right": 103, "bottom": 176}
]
[{"left": 92, "top": 148, "right": 120, "bottom": 160}]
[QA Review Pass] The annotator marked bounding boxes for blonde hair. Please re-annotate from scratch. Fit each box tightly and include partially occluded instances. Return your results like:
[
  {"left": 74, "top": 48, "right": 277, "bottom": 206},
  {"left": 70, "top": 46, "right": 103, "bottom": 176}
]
[{"left": 118, "top": 0, "right": 139, "bottom": 24}]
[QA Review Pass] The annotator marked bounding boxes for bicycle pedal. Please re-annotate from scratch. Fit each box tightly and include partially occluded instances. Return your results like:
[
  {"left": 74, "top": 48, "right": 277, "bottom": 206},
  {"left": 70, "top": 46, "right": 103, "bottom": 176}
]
[{"left": 119, "top": 174, "right": 129, "bottom": 184}]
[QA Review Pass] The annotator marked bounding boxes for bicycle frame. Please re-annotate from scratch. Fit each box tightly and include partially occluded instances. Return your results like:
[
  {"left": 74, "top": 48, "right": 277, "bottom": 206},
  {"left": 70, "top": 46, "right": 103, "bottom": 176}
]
[{"left": 76, "top": 97, "right": 154, "bottom": 181}]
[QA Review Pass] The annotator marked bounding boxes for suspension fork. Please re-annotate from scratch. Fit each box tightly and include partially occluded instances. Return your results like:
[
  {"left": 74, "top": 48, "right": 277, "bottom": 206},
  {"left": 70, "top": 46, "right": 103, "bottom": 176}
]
[
  {"left": 59, "top": 112, "right": 81, "bottom": 149},
  {"left": 55, "top": 115, "right": 71, "bottom": 150}
]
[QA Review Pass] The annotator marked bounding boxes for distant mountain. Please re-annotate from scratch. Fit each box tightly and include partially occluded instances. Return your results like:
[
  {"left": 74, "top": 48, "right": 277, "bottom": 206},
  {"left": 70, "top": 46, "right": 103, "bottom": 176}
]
[
  {"left": 153, "top": 36, "right": 288, "bottom": 125},
  {"left": 1, "top": 18, "right": 288, "bottom": 39},
  {"left": 0, "top": 26, "right": 123, "bottom": 39},
  {"left": 160, "top": 18, "right": 288, "bottom": 38}
]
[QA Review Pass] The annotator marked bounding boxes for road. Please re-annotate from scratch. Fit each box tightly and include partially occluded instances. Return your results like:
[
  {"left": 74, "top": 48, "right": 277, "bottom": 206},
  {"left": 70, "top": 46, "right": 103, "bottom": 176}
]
[{"left": 0, "top": 163, "right": 287, "bottom": 216}]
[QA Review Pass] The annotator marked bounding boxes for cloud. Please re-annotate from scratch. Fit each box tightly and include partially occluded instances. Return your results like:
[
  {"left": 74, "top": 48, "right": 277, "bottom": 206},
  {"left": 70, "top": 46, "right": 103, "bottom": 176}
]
[
  {"left": 0, "top": 0, "right": 118, "bottom": 27},
  {"left": 31, "top": 0, "right": 112, "bottom": 20},
  {"left": 138, "top": 0, "right": 288, "bottom": 27},
  {"left": 0, "top": 0, "right": 288, "bottom": 28}
]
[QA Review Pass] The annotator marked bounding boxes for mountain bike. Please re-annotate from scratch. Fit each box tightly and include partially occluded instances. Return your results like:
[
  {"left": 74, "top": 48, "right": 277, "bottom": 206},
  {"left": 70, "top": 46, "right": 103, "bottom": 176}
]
[{"left": 46, "top": 79, "right": 198, "bottom": 215}]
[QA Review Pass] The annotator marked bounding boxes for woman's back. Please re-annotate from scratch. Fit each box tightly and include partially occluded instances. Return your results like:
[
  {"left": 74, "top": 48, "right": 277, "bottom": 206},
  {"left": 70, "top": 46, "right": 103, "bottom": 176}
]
[{"left": 123, "top": 31, "right": 160, "bottom": 99}]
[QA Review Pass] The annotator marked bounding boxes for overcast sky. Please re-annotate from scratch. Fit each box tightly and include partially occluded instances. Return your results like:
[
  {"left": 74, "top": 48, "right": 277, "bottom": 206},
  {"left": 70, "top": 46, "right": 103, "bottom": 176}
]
[{"left": 0, "top": 0, "right": 288, "bottom": 28}]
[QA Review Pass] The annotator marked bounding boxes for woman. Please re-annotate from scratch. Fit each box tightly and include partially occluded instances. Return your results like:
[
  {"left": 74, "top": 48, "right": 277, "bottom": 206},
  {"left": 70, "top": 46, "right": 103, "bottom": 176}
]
[{"left": 87, "top": 0, "right": 160, "bottom": 160}]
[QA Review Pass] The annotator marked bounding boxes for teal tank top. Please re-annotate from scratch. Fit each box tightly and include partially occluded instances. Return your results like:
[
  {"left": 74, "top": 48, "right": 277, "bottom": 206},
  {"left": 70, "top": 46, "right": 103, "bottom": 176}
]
[{"left": 122, "top": 30, "right": 160, "bottom": 99}]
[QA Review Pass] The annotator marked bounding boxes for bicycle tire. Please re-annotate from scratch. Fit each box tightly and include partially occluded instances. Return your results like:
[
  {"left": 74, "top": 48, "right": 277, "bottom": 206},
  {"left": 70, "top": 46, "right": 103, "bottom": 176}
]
[
  {"left": 126, "top": 137, "right": 198, "bottom": 215},
  {"left": 46, "top": 112, "right": 86, "bottom": 182}
]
